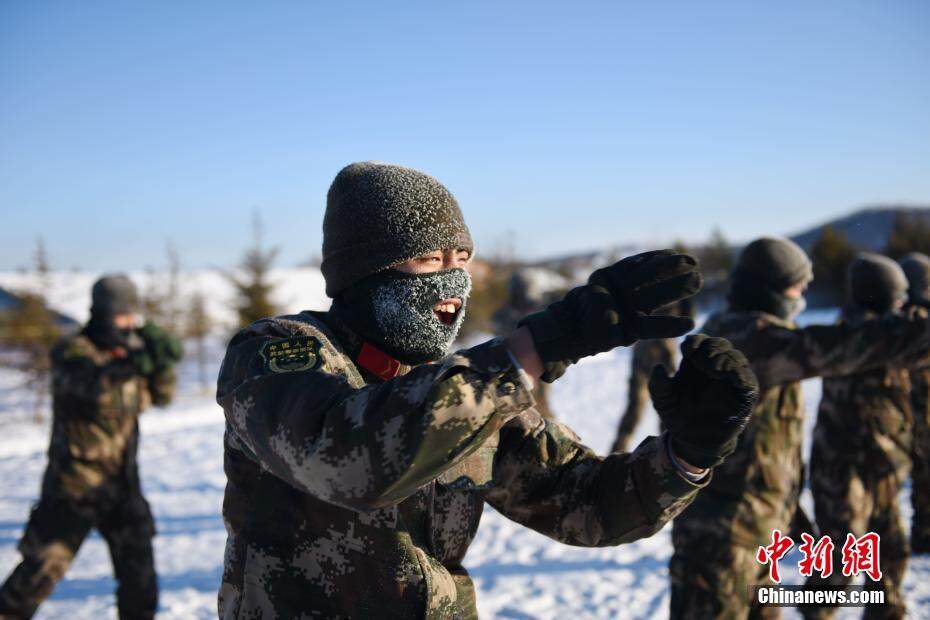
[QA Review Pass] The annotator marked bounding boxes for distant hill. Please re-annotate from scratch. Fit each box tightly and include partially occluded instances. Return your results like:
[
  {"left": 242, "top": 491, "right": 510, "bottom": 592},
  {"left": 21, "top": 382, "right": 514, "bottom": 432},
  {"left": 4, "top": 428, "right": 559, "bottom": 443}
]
[{"left": 790, "top": 206, "right": 930, "bottom": 253}]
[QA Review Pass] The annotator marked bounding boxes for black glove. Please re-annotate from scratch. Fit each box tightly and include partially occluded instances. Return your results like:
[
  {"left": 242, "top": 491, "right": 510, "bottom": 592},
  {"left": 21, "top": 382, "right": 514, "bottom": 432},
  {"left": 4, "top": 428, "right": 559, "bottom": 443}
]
[
  {"left": 649, "top": 334, "right": 759, "bottom": 469},
  {"left": 519, "top": 250, "right": 702, "bottom": 382},
  {"left": 136, "top": 322, "right": 184, "bottom": 374}
]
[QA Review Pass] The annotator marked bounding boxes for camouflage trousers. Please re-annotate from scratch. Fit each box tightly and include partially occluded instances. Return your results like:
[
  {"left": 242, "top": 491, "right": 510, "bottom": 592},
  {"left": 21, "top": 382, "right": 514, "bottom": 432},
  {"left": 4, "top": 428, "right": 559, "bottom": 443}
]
[
  {"left": 803, "top": 459, "right": 908, "bottom": 620},
  {"left": 612, "top": 367, "right": 664, "bottom": 453},
  {"left": 912, "top": 407, "right": 930, "bottom": 551},
  {"left": 0, "top": 490, "right": 157, "bottom": 619},
  {"left": 670, "top": 527, "right": 781, "bottom": 620}
]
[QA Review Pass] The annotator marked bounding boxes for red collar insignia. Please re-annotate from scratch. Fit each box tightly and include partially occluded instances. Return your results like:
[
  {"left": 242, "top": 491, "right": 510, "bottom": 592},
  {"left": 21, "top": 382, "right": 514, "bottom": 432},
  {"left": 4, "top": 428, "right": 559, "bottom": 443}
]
[{"left": 357, "top": 342, "right": 404, "bottom": 381}]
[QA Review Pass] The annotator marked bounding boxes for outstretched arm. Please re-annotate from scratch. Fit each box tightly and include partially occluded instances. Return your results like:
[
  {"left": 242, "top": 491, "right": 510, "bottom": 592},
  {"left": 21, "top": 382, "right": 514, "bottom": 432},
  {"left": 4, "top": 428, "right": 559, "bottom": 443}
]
[
  {"left": 218, "top": 321, "right": 534, "bottom": 512},
  {"left": 486, "top": 416, "right": 705, "bottom": 547},
  {"left": 746, "top": 312, "right": 930, "bottom": 388}
]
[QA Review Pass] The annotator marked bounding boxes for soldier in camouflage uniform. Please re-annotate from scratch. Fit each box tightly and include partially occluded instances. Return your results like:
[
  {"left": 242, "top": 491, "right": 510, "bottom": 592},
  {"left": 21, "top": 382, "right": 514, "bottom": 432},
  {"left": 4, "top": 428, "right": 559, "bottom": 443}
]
[
  {"left": 611, "top": 299, "right": 694, "bottom": 453},
  {"left": 802, "top": 253, "right": 915, "bottom": 619},
  {"left": 900, "top": 252, "right": 930, "bottom": 554},
  {"left": 669, "top": 238, "right": 930, "bottom": 620},
  {"left": 215, "top": 161, "right": 760, "bottom": 619},
  {"left": 491, "top": 269, "right": 562, "bottom": 420},
  {"left": 0, "top": 275, "right": 183, "bottom": 620}
]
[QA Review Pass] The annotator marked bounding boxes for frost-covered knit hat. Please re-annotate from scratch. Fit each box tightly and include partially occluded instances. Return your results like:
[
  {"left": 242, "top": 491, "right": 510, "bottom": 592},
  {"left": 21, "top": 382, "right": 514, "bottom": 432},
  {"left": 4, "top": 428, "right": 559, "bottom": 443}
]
[{"left": 321, "top": 162, "right": 474, "bottom": 297}]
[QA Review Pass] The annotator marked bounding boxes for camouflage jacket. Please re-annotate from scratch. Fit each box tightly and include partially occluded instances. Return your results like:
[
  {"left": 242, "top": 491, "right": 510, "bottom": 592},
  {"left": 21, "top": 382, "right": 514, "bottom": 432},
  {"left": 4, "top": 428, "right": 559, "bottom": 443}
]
[
  {"left": 216, "top": 311, "right": 706, "bottom": 619},
  {"left": 675, "top": 309, "right": 930, "bottom": 548},
  {"left": 906, "top": 304, "right": 930, "bottom": 432},
  {"left": 43, "top": 331, "right": 176, "bottom": 502},
  {"left": 813, "top": 307, "right": 916, "bottom": 482}
]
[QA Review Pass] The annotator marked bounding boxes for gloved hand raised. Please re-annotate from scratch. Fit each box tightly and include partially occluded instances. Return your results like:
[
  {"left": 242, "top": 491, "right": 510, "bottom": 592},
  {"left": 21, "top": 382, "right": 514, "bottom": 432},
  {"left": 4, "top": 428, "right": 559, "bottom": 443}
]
[
  {"left": 136, "top": 322, "right": 184, "bottom": 374},
  {"left": 518, "top": 250, "right": 702, "bottom": 382},
  {"left": 650, "top": 335, "right": 759, "bottom": 469}
]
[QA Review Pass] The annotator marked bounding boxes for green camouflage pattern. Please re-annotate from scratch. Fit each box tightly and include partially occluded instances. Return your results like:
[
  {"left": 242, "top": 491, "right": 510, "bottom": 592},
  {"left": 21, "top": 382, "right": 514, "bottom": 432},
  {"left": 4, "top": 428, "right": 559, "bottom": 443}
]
[
  {"left": 802, "top": 307, "right": 912, "bottom": 619},
  {"left": 43, "top": 333, "right": 172, "bottom": 501},
  {"left": 0, "top": 328, "right": 178, "bottom": 619},
  {"left": 611, "top": 337, "right": 677, "bottom": 453},
  {"left": 216, "top": 310, "right": 706, "bottom": 619},
  {"left": 670, "top": 308, "right": 930, "bottom": 620},
  {"left": 908, "top": 356, "right": 930, "bottom": 550}
]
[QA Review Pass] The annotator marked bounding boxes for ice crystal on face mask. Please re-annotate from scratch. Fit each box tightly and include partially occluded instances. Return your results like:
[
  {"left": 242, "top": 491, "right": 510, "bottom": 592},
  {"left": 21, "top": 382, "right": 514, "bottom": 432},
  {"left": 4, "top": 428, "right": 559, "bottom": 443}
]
[{"left": 370, "top": 269, "right": 472, "bottom": 362}]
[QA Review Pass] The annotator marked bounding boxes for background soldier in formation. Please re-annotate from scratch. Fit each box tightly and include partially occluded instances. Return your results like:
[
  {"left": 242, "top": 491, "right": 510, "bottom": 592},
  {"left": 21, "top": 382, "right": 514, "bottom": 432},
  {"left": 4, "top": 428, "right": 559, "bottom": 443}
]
[
  {"left": 669, "top": 237, "right": 930, "bottom": 620},
  {"left": 900, "top": 251, "right": 930, "bottom": 554},
  {"left": 214, "top": 161, "right": 759, "bottom": 618},
  {"left": 0, "top": 275, "right": 183, "bottom": 620},
  {"left": 804, "top": 254, "right": 917, "bottom": 619},
  {"left": 492, "top": 269, "right": 562, "bottom": 420},
  {"left": 611, "top": 299, "right": 693, "bottom": 453}
]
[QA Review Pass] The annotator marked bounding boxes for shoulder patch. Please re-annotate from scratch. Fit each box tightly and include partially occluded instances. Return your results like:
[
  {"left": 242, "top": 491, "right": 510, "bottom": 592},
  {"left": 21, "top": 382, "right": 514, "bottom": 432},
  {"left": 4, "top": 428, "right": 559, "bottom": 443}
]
[{"left": 260, "top": 336, "right": 322, "bottom": 373}]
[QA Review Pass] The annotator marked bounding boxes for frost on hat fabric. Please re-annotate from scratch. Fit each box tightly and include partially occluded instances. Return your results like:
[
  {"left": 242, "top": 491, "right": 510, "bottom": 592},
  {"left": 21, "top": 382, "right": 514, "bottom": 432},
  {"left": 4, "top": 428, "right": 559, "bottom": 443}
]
[
  {"left": 321, "top": 162, "right": 474, "bottom": 297},
  {"left": 370, "top": 268, "right": 472, "bottom": 364}
]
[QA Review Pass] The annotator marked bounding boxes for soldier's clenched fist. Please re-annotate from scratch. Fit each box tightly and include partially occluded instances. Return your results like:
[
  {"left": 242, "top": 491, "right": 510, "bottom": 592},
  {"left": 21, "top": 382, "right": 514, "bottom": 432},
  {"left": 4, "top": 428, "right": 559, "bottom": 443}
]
[
  {"left": 519, "top": 250, "right": 703, "bottom": 382},
  {"left": 649, "top": 335, "right": 759, "bottom": 469}
]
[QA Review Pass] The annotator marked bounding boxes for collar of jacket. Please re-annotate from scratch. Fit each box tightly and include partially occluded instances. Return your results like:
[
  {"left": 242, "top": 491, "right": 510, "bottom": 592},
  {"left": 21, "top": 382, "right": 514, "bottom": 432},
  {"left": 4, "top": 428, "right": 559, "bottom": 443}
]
[{"left": 317, "top": 310, "right": 411, "bottom": 382}]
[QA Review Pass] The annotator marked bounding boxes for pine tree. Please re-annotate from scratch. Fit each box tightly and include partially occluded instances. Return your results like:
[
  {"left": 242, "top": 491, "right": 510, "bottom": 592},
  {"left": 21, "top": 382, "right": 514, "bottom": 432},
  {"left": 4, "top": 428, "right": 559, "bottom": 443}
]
[
  {"left": 186, "top": 291, "right": 211, "bottom": 390},
  {"left": 142, "top": 241, "right": 182, "bottom": 334},
  {"left": 885, "top": 212, "right": 930, "bottom": 259},
  {"left": 700, "top": 227, "right": 734, "bottom": 283},
  {"left": 810, "top": 225, "right": 857, "bottom": 303},
  {"left": 228, "top": 213, "right": 279, "bottom": 328},
  {"left": 2, "top": 238, "right": 61, "bottom": 423}
]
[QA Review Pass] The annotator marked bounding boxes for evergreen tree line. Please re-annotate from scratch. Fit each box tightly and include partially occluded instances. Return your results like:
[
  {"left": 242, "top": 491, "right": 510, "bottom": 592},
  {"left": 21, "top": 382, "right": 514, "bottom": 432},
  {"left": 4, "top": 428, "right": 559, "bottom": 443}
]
[
  {"left": 0, "top": 214, "right": 281, "bottom": 422},
  {"left": 4, "top": 212, "right": 930, "bottom": 422},
  {"left": 809, "top": 213, "right": 930, "bottom": 305}
]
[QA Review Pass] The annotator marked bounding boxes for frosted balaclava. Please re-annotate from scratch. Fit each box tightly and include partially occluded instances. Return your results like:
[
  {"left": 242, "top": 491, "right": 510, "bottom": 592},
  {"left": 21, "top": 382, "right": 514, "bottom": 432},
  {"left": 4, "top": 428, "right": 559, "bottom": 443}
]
[{"left": 323, "top": 162, "right": 474, "bottom": 364}]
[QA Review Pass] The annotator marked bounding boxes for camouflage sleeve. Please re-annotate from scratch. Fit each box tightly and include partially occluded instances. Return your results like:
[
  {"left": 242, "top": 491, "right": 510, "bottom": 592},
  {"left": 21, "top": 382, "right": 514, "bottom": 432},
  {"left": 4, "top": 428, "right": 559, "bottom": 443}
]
[
  {"left": 747, "top": 313, "right": 930, "bottom": 388},
  {"left": 51, "top": 337, "right": 130, "bottom": 404},
  {"left": 216, "top": 324, "right": 535, "bottom": 511},
  {"left": 484, "top": 414, "right": 706, "bottom": 547}
]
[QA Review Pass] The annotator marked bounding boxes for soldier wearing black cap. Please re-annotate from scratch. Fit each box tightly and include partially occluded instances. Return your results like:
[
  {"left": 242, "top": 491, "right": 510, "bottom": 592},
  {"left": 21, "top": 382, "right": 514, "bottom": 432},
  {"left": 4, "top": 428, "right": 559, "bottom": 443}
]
[
  {"left": 214, "top": 161, "right": 761, "bottom": 618},
  {"left": 900, "top": 252, "right": 930, "bottom": 553},
  {"left": 669, "top": 238, "right": 930, "bottom": 620},
  {"left": 0, "top": 275, "right": 183, "bottom": 620}
]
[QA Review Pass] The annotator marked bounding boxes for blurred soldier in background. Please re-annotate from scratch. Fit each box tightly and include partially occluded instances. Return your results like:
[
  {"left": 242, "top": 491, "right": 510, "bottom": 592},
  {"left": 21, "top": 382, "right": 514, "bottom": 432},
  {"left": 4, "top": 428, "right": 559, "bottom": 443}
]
[
  {"left": 611, "top": 298, "right": 694, "bottom": 453},
  {"left": 214, "top": 161, "right": 759, "bottom": 619},
  {"left": 803, "top": 254, "right": 916, "bottom": 619},
  {"left": 0, "top": 275, "right": 183, "bottom": 620},
  {"left": 492, "top": 269, "right": 562, "bottom": 420},
  {"left": 670, "top": 238, "right": 930, "bottom": 620},
  {"left": 900, "top": 252, "right": 930, "bottom": 554}
]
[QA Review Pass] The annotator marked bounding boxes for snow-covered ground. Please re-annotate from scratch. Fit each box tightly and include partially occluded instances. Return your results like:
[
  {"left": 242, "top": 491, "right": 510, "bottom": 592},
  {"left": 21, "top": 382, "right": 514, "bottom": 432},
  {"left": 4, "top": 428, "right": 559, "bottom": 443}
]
[{"left": 0, "top": 296, "right": 928, "bottom": 618}]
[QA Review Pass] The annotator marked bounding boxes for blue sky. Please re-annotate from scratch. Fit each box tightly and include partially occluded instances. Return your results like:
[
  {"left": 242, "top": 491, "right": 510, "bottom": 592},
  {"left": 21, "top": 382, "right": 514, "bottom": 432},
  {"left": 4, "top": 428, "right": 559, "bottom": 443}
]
[{"left": 1, "top": 1, "right": 928, "bottom": 270}]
